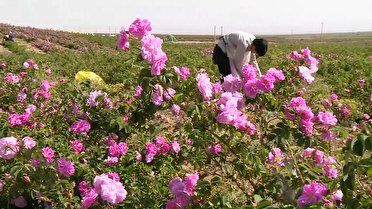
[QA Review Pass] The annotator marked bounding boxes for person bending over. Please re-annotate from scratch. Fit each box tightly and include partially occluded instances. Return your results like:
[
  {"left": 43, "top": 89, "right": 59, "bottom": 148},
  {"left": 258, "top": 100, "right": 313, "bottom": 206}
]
[{"left": 213, "top": 32, "right": 268, "bottom": 79}]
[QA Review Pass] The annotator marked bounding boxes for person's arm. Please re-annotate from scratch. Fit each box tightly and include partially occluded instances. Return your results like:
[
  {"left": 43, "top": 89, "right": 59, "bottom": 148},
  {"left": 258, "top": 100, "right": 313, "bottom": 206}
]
[{"left": 250, "top": 53, "right": 262, "bottom": 77}]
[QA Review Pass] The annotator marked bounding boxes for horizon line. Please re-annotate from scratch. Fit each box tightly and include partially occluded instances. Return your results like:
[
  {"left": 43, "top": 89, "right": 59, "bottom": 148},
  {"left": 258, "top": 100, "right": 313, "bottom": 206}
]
[{"left": 1, "top": 22, "right": 372, "bottom": 37}]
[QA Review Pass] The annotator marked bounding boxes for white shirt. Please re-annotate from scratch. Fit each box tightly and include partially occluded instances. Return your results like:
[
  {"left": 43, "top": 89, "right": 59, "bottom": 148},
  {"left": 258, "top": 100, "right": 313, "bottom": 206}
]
[{"left": 217, "top": 32, "right": 262, "bottom": 78}]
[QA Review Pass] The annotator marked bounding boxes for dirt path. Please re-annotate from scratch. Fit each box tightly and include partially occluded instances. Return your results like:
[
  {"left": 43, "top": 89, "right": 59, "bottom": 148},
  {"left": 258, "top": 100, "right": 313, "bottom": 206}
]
[
  {"left": 16, "top": 39, "right": 45, "bottom": 54},
  {"left": 0, "top": 44, "right": 12, "bottom": 54}
]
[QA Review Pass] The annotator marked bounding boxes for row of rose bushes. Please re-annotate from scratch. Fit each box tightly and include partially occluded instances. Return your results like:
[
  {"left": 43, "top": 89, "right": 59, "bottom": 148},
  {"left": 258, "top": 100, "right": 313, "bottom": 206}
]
[
  {"left": 0, "top": 23, "right": 117, "bottom": 53},
  {"left": 0, "top": 18, "right": 371, "bottom": 208}
]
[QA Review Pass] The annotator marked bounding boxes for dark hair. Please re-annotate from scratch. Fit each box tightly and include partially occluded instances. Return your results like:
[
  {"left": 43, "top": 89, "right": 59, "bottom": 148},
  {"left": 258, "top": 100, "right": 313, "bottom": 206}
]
[{"left": 252, "top": 38, "right": 268, "bottom": 57}]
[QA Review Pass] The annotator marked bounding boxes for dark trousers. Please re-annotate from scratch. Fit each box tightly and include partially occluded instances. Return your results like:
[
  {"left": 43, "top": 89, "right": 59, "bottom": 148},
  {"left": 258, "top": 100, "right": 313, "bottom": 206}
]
[{"left": 212, "top": 44, "right": 231, "bottom": 78}]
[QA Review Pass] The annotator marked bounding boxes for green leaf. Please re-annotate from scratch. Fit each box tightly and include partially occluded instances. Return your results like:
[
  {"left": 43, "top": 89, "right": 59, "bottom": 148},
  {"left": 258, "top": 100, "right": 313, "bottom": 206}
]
[
  {"left": 343, "top": 173, "right": 355, "bottom": 190},
  {"left": 210, "top": 176, "right": 222, "bottom": 186},
  {"left": 351, "top": 135, "right": 365, "bottom": 156},
  {"left": 365, "top": 136, "right": 372, "bottom": 151},
  {"left": 10, "top": 165, "right": 23, "bottom": 179},
  {"left": 256, "top": 200, "right": 274, "bottom": 209},
  {"left": 254, "top": 195, "right": 263, "bottom": 204}
]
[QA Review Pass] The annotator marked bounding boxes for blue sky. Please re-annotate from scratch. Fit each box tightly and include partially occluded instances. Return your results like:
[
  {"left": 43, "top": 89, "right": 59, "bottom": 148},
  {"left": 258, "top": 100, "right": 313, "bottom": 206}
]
[{"left": 0, "top": 0, "right": 371, "bottom": 35}]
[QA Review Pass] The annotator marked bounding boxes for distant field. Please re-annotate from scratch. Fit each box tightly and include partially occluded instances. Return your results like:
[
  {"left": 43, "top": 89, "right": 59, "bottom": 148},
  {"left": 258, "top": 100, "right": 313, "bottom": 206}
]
[{"left": 155, "top": 31, "right": 372, "bottom": 44}]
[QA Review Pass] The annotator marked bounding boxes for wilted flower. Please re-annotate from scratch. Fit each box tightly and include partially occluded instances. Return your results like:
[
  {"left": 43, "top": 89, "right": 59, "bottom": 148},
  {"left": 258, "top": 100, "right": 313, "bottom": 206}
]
[
  {"left": 152, "top": 84, "right": 164, "bottom": 106},
  {"left": 12, "top": 196, "right": 27, "bottom": 208},
  {"left": 268, "top": 147, "right": 285, "bottom": 166},
  {"left": 104, "top": 156, "right": 119, "bottom": 165},
  {"left": 357, "top": 79, "right": 365, "bottom": 88},
  {"left": 0, "top": 62, "right": 6, "bottom": 69},
  {"left": 171, "top": 104, "right": 181, "bottom": 115},
  {"left": 0, "top": 181, "right": 3, "bottom": 192}
]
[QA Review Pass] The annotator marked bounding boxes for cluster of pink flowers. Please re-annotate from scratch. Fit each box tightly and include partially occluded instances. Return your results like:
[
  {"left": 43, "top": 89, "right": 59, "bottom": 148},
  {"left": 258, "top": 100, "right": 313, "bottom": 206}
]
[
  {"left": 36, "top": 80, "right": 55, "bottom": 101},
  {"left": 221, "top": 74, "right": 242, "bottom": 93},
  {"left": 195, "top": 67, "right": 282, "bottom": 134},
  {"left": 117, "top": 27, "right": 130, "bottom": 51},
  {"left": 129, "top": 18, "right": 152, "bottom": 39},
  {"left": 285, "top": 97, "right": 315, "bottom": 136},
  {"left": 145, "top": 136, "right": 181, "bottom": 163},
  {"left": 207, "top": 143, "right": 222, "bottom": 155},
  {"left": 141, "top": 34, "right": 168, "bottom": 76},
  {"left": 0, "top": 137, "right": 20, "bottom": 160},
  {"left": 23, "top": 59, "right": 38, "bottom": 69},
  {"left": 80, "top": 173, "right": 127, "bottom": 208},
  {"left": 241, "top": 65, "right": 285, "bottom": 99},
  {"left": 166, "top": 172, "right": 199, "bottom": 209},
  {"left": 216, "top": 91, "right": 256, "bottom": 134},
  {"left": 297, "top": 182, "right": 327, "bottom": 208},
  {"left": 151, "top": 84, "right": 176, "bottom": 105},
  {"left": 196, "top": 72, "right": 214, "bottom": 101},
  {"left": 0, "top": 136, "right": 36, "bottom": 160},
  {"left": 8, "top": 104, "right": 37, "bottom": 127},
  {"left": 57, "top": 158, "right": 75, "bottom": 177},
  {"left": 86, "top": 90, "right": 113, "bottom": 109},
  {"left": 174, "top": 66, "right": 191, "bottom": 80},
  {"left": 288, "top": 48, "right": 319, "bottom": 84},
  {"left": 117, "top": 18, "right": 153, "bottom": 51},
  {"left": 70, "top": 120, "right": 91, "bottom": 134},
  {"left": 303, "top": 148, "right": 338, "bottom": 178},
  {"left": 117, "top": 18, "right": 164, "bottom": 76},
  {"left": 4, "top": 72, "right": 20, "bottom": 83},
  {"left": 102, "top": 134, "right": 129, "bottom": 165},
  {"left": 268, "top": 147, "right": 285, "bottom": 166},
  {"left": 107, "top": 141, "right": 128, "bottom": 158}
]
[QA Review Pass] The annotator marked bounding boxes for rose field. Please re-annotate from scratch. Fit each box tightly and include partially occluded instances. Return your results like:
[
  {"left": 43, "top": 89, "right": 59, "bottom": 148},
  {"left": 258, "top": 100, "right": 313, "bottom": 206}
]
[{"left": 0, "top": 19, "right": 371, "bottom": 208}]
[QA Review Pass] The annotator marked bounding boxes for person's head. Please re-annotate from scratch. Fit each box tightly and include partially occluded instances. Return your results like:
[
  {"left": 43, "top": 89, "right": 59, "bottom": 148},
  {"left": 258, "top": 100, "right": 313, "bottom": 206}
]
[{"left": 252, "top": 39, "right": 268, "bottom": 57}]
